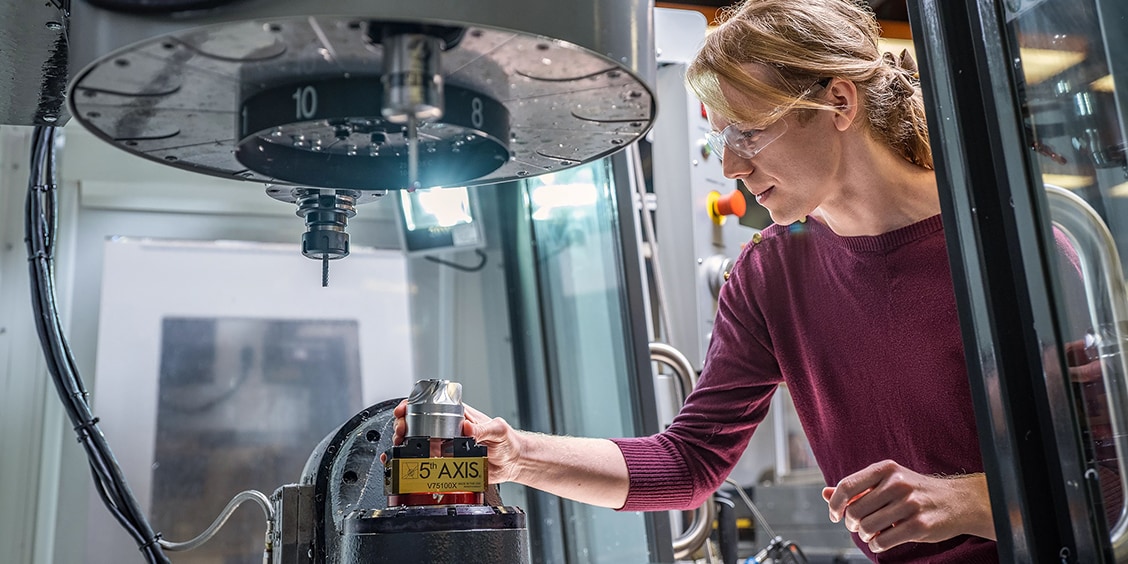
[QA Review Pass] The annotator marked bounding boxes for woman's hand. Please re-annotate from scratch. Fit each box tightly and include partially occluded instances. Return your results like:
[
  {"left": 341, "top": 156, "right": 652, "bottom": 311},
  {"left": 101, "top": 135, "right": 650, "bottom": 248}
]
[
  {"left": 458, "top": 403, "right": 524, "bottom": 484},
  {"left": 391, "top": 399, "right": 630, "bottom": 507},
  {"left": 822, "top": 459, "right": 995, "bottom": 554},
  {"left": 391, "top": 400, "right": 525, "bottom": 485}
]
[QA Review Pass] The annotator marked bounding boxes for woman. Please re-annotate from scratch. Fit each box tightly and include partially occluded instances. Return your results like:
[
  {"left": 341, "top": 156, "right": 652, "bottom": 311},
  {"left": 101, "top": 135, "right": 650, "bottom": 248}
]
[{"left": 396, "top": 0, "right": 999, "bottom": 561}]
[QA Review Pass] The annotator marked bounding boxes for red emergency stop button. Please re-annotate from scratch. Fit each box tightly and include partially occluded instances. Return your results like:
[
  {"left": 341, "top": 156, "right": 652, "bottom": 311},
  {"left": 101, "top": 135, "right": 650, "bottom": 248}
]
[{"left": 707, "top": 190, "right": 746, "bottom": 225}]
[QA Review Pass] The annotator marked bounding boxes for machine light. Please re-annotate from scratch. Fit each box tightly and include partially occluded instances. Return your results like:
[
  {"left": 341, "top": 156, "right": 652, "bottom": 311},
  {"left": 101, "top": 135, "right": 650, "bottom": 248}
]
[
  {"left": 1020, "top": 47, "right": 1086, "bottom": 84},
  {"left": 1092, "top": 74, "right": 1115, "bottom": 93},
  {"left": 397, "top": 187, "right": 484, "bottom": 255},
  {"left": 1043, "top": 173, "right": 1095, "bottom": 190},
  {"left": 1108, "top": 181, "right": 1128, "bottom": 198},
  {"left": 529, "top": 182, "right": 600, "bottom": 220},
  {"left": 402, "top": 187, "right": 474, "bottom": 231}
]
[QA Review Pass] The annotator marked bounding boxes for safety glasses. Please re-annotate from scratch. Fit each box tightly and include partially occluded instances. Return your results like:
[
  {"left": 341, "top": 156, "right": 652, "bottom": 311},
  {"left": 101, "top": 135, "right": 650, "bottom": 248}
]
[
  {"left": 705, "top": 119, "right": 789, "bottom": 162},
  {"left": 706, "top": 77, "right": 831, "bottom": 162}
]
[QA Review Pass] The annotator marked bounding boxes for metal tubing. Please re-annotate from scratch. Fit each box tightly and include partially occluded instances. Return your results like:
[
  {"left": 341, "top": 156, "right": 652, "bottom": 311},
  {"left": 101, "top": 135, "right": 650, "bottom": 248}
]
[
  {"left": 649, "top": 341, "right": 698, "bottom": 401},
  {"left": 648, "top": 341, "right": 713, "bottom": 560},
  {"left": 158, "top": 490, "right": 275, "bottom": 553},
  {"left": 1046, "top": 185, "right": 1128, "bottom": 559}
]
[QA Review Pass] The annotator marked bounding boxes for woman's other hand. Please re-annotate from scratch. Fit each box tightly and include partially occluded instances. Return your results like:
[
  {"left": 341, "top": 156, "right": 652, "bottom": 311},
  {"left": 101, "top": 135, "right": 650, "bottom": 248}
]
[{"left": 822, "top": 459, "right": 995, "bottom": 553}]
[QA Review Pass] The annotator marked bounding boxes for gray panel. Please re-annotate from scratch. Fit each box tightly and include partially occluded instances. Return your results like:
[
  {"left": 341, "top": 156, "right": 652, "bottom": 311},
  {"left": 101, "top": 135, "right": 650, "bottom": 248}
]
[{"left": 650, "top": 62, "right": 751, "bottom": 371}]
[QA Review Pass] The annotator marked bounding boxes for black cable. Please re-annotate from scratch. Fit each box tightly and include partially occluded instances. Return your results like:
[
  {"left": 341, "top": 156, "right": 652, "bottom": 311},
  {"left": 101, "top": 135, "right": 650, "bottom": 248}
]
[
  {"left": 25, "top": 150, "right": 139, "bottom": 542},
  {"left": 423, "top": 248, "right": 488, "bottom": 272},
  {"left": 24, "top": 126, "right": 170, "bottom": 563},
  {"left": 28, "top": 132, "right": 157, "bottom": 557},
  {"left": 27, "top": 129, "right": 165, "bottom": 562},
  {"left": 26, "top": 128, "right": 132, "bottom": 546}
]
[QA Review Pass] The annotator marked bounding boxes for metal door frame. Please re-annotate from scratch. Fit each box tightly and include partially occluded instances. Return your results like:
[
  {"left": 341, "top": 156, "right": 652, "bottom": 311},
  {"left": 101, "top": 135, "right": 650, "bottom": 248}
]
[
  {"left": 498, "top": 151, "right": 673, "bottom": 563},
  {"left": 908, "top": 0, "right": 1108, "bottom": 561}
]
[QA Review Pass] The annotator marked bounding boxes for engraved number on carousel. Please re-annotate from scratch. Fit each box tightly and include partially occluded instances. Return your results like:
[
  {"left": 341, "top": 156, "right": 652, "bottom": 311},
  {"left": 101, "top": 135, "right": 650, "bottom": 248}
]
[
  {"left": 471, "top": 97, "right": 484, "bottom": 128},
  {"left": 292, "top": 86, "right": 318, "bottom": 120}
]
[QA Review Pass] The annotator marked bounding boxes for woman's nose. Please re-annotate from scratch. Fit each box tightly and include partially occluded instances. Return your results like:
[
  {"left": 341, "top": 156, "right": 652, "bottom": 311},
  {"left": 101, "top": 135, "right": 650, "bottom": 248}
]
[{"left": 722, "top": 152, "right": 754, "bottom": 179}]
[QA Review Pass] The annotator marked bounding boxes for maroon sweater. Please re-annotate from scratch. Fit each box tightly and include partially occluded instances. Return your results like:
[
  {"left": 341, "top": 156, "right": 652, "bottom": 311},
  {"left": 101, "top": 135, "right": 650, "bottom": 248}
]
[{"left": 612, "top": 215, "right": 998, "bottom": 563}]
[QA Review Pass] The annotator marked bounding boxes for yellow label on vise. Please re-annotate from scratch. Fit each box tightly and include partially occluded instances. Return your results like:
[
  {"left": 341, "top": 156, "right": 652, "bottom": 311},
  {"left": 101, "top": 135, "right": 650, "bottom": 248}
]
[{"left": 386, "top": 457, "right": 488, "bottom": 494}]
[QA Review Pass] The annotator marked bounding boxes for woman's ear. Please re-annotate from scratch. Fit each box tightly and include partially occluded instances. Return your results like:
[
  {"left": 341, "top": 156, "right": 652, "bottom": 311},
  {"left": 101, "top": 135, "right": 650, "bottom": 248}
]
[{"left": 826, "top": 78, "right": 859, "bottom": 132}]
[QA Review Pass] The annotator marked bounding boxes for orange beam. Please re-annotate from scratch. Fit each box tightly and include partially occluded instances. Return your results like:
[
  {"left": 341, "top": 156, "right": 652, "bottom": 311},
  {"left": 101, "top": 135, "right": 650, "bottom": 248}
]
[
  {"left": 878, "top": 20, "right": 913, "bottom": 40},
  {"left": 656, "top": 2, "right": 723, "bottom": 26}
]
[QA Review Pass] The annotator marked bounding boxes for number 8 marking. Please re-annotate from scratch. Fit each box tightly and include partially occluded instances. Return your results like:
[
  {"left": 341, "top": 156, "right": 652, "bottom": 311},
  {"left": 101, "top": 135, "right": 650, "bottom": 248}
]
[{"left": 471, "top": 97, "right": 483, "bottom": 128}]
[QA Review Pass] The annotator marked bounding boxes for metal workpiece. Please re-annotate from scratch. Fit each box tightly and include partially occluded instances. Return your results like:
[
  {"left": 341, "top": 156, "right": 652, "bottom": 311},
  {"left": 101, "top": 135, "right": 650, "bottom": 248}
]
[
  {"left": 388, "top": 381, "right": 491, "bottom": 506},
  {"left": 405, "top": 379, "right": 465, "bottom": 439},
  {"left": 66, "top": 0, "right": 656, "bottom": 190}
]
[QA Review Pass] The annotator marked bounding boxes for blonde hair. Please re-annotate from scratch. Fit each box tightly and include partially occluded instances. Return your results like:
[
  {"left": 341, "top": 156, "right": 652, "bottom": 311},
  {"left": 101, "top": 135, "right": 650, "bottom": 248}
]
[{"left": 686, "top": 0, "right": 932, "bottom": 169}]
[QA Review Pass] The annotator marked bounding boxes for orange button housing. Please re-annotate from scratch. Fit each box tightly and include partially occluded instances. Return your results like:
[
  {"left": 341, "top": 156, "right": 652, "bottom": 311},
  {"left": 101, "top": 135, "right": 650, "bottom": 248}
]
[
  {"left": 706, "top": 189, "right": 747, "bottom": 225},
  {"left": 715, "top": 190, "right": 746, "bottom": 218}
]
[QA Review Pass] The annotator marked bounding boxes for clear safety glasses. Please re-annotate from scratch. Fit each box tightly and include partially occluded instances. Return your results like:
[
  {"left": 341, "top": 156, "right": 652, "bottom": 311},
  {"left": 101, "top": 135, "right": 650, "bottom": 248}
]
[
  {"left": 705, "top": 119, "right": 789, "bottom": 162},
  {"left": 706, "top": 77, "right": 831, "bottom": 162}
]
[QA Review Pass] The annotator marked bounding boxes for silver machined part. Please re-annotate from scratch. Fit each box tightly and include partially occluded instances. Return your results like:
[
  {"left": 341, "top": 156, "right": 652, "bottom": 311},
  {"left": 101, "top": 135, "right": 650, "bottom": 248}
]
[
  {"left": 266, "top": 185, "right": 385, "bottom": 206},
  {"left": 265, "top": 185, "right": 384, "bottom": 277},
  {"left": 405, "top": 380, "right": 464, "bottom": 439},
  {"left": 382, "top": 34, "right": 444, "bottom": 124}
]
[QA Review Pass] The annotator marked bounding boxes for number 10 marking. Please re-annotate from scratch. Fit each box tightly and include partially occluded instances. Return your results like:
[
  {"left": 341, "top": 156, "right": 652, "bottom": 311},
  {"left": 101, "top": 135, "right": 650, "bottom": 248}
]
[{"left": 292, "top": 86, "right": 318, "bottom": 120}]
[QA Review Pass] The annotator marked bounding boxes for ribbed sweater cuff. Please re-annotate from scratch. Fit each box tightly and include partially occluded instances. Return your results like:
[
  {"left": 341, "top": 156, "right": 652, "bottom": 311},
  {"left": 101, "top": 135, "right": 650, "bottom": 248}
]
[{"left": 609, "top": 437, "right": 694, "bottom": 511}]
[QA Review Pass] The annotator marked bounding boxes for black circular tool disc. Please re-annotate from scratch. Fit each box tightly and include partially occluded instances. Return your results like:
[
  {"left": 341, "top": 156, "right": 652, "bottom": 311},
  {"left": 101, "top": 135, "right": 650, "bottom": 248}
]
[
  {"left": 69, "top": 15, "right": 655, "bottom": 188},
  {"left": 236, "top": 77, "right": 510, "bottom": 190}
]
